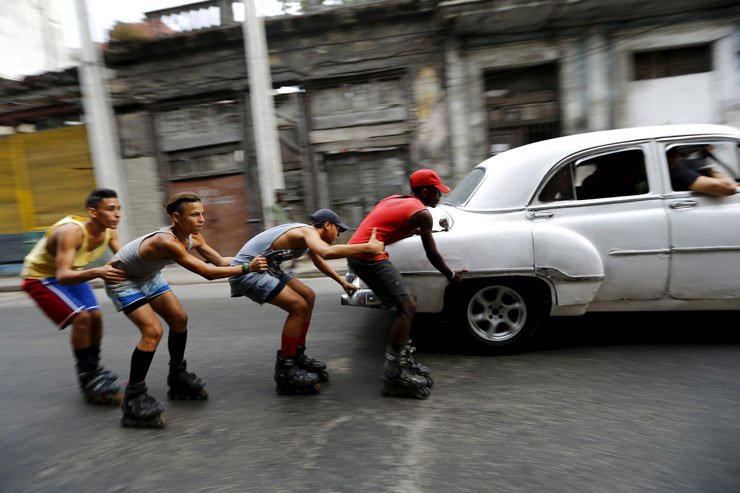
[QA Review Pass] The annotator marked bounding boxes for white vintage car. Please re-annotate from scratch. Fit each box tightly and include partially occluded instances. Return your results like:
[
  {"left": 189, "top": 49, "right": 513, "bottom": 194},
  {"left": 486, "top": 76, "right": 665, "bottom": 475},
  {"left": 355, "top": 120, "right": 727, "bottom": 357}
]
[{"left": 342, "top": 124, "right": 740, "bottom": 352}]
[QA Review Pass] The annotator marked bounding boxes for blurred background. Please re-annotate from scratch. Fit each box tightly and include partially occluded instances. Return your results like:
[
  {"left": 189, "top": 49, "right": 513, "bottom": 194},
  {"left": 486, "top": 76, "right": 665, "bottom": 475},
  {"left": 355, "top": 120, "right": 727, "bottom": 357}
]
[{"left": 1, "top": 0, "right": 739, "bottom": 271}]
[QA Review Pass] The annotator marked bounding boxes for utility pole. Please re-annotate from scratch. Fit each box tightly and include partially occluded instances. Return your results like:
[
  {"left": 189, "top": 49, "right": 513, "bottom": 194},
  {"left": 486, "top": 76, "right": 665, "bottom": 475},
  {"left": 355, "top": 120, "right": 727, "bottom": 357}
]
[
  {"left": 75, "top": 0, "right": 132, "bottom": 241},
  {"left": 241, "top": 0, "right": 285, "bottom": 224}
]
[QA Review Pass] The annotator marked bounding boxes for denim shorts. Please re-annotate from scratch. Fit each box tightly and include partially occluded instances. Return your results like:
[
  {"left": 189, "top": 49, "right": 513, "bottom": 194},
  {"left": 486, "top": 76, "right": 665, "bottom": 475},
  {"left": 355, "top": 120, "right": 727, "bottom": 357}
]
[
  {"left": 105, "top": 272, "right": 171, "bottom": 314},
  {"left": 347, "top": 257, "right": 410, "bottom": 307},
  {"left": 229, "top": 270, "right": 292, "bottom": 305}
]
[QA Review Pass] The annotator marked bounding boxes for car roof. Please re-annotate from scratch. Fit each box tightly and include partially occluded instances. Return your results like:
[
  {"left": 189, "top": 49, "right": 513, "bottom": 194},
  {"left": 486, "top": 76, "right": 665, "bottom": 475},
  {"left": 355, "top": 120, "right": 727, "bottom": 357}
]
[{"left": 465, "top": 124, "right": 740, "bottom": 210}]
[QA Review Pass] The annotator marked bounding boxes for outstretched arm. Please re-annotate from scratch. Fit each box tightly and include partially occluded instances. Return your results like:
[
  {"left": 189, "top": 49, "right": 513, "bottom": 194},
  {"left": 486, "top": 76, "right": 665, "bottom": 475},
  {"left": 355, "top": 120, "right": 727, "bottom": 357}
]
[
  {"left": 307, "top": 250, "right": 357, "bottom": 294},
  {"left": 303, "top": 228, "right": 384, "bottom": 259},
  {"left": 192, "top": 234, "right": 234, "bottom": 266},
  {"left": 163, "top": 236, "right": 265, "bottom": 279},
  {"left": 690, "top": 174, "right": 738, "bottom": 196},
  {"left": 409, "top": 210, "right": 466, "bottom": 283}
]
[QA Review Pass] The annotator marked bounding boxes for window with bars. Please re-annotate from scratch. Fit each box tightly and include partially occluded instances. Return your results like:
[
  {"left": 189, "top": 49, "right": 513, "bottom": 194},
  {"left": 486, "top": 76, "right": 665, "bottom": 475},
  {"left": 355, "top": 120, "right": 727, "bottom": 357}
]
[
  {"left": 633, "top": 44, "right": 712, "bottom": 80},
  {"left": 310, "top": 77, "right": 404, "bottom": 117}
]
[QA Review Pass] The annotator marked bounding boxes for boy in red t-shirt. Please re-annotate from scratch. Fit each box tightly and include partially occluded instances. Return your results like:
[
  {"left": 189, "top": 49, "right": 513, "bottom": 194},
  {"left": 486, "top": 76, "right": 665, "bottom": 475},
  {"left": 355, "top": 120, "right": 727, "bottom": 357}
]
[{"left": 347, "top": 169, "right": 466, "bottom": 398}]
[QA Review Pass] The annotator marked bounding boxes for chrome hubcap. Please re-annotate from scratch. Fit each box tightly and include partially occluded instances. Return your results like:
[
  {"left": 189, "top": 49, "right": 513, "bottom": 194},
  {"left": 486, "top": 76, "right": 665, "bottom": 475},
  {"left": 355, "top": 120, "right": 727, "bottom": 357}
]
[{"left": 466, "top": 285, "right": 526, "bottom": 342}]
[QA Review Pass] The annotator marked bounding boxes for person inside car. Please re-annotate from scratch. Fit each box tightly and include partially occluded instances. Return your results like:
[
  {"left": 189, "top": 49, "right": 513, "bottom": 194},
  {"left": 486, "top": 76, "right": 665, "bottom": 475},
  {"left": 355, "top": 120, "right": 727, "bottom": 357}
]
[{"left": 667, "top": 146, "right": 737, "bottom": 196}]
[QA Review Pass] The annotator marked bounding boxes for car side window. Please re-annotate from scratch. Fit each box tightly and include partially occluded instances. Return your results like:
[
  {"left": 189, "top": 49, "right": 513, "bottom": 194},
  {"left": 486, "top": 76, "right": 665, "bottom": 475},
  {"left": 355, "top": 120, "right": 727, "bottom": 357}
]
[
  {"left": 573, "top": 149, "right": 648, "bottom": 200},
  {"left": 538, "top": 165, "right": 574, "bottom": 202},
  {"left": 666, "top": 140, "right": 740, "bottom": 192},
  {"left": 539, "top": 149, "right": 648, "bottom": 203}
]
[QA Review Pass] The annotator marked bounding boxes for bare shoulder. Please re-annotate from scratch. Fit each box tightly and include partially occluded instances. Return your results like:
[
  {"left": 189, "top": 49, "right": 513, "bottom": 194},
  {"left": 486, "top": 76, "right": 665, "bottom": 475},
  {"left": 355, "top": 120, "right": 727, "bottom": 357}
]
[
  {"left": 190, "top": 233, "right": 207, "bottom": 248},
  {"left": 294, "top": 225, "right": 315, "bottom": 237},
  {"left": 271, "top": 225, "right": 313, "bottom": 250},
  {"left": 294, "top": 226, "right": 321, "bottom": 243},
  {"left": 276, "top": 225, "right": 312, "bottom": 241},
  {"left": 409, "top": 208, "right": 432, "bottom": 227},
  {"left": 49, "top": 222, "right": 83, "bottom": 247},
  {"left": 140, "top": 231, "right": 183, "bottom": 258}
]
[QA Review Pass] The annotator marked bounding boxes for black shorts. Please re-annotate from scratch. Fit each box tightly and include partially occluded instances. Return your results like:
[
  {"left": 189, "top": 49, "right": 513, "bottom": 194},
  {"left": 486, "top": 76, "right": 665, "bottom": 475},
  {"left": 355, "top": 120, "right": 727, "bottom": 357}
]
[{"left": 347, "top": 257, "right": 410, "bottom": 307}]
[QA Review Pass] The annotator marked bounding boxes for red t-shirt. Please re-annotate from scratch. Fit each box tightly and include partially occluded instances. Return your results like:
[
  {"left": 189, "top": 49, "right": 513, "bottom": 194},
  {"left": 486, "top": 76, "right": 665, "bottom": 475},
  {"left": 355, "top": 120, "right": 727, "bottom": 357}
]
[{"left": 348, "top": 195, "right": 427, "bottom": 261}]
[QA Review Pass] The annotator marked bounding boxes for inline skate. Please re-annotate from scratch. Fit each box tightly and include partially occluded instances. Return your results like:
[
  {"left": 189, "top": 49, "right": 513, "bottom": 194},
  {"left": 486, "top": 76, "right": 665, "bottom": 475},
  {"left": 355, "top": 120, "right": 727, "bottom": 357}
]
[
  {"left": 167, "top": 360, "right": 208, "bottom": 400},
  {"left": 381, "top": 345, "right": 431, "bottom": 399},
  {"left": 274, "top": 350, "right": 320, "bottom": 395},
  {"left": 120, "top": 382, "right": 166, "bottom": 428},
  {"left": 405, "top": 339, "right": 433, "bottom": 388},
  {"left": 77, "top": 364, "right": 122, "bottom": 405},
  {"left": 295, "top": 345, "right": 329, "bottom": 382}
]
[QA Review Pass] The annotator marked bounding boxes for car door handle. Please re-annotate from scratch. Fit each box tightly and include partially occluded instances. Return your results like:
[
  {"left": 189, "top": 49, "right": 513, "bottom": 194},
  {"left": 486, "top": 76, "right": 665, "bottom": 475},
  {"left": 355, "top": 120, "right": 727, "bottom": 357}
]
[
  {"left": 669, "top": 199, "right": 698, "bottom": 209},
  {"left": 526, "top": 211, "right": 554, "bottom": 220}
]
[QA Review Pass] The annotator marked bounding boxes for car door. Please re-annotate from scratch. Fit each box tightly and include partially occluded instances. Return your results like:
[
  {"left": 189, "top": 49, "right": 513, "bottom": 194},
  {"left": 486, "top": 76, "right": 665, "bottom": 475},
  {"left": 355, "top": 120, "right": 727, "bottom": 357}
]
[
  {"left": 660, "top": 139, "right": 740, "bottom": 299},
  {"left": 528, "top": 144, "right": 671, "bottom": 301}
]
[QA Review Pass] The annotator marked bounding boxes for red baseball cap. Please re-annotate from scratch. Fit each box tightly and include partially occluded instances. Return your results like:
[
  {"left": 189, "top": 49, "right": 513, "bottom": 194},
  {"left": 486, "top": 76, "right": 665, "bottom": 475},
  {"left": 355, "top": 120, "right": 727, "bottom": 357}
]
[{"left": 409, "top": 169, "right": 451, "bottom": 193}]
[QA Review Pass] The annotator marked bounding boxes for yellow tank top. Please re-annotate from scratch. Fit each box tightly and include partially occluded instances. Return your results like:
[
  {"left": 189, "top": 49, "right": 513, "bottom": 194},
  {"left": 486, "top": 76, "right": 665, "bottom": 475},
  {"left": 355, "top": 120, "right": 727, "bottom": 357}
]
[{"left": 21, "top": 216, "right": 111, "bottom": 279}]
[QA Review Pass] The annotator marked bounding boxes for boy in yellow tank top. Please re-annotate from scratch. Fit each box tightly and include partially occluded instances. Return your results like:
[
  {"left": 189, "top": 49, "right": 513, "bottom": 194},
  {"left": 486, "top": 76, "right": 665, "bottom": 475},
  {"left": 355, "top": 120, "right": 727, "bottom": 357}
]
[{"left": 21, "top": 188, "right": 128, "bottom": 404}]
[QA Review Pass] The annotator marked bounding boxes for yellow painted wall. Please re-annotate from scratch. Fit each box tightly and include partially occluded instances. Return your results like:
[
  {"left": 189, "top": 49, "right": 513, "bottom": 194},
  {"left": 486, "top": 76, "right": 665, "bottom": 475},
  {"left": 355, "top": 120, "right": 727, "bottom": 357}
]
[
  {"left": 0, "top": 137, "right": 24, "bottom": 234},
  {"left": 0, "top": 126, "right": 95, "bottom": 234}
]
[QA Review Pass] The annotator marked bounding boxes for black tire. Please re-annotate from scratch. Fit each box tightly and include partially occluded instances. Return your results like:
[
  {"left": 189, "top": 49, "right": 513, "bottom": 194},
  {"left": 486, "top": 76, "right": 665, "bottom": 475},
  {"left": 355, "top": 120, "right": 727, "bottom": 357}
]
[{"left": 455, "top": 279, "right": 544, "bottom": 354}]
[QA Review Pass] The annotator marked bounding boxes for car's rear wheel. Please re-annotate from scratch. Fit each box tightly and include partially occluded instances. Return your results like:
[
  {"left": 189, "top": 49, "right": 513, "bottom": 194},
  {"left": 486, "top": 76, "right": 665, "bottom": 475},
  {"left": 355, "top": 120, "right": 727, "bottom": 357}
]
[{"left": 456, "top": 280, "right": 544, "bottom": 354}]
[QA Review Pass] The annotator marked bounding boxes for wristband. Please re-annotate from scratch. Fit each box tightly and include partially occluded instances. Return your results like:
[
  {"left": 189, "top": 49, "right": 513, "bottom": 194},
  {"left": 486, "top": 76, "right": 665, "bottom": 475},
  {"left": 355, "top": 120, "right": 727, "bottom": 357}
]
[
  {"left": 448, "top": 271, "right": 456, "bottom": 281},
  {"left": 243, "top": 262, "right": 250, "bottom": 274}
]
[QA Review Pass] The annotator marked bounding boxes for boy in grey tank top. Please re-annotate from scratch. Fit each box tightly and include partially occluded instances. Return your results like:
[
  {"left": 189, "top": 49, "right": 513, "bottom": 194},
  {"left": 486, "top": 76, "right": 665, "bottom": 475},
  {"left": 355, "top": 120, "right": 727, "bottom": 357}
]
[
  {"left": 106, "top": 192, "right": 267, "bottom": 428},
  {"left": 229, "top": 208, "right": 384, "bottom": 395}
]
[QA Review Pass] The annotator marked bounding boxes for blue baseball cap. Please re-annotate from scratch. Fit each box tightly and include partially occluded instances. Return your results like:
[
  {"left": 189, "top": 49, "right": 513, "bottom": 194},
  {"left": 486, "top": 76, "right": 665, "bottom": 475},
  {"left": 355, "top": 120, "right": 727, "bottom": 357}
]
[{"left": 310, "top": 209, "right": 350, "bottom": 232}]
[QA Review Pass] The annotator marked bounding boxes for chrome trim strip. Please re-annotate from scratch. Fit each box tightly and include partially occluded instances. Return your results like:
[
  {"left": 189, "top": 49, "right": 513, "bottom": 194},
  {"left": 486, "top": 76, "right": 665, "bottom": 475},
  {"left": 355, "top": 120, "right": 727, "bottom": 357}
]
[
  {"left": 609, "top": 246, "right": 740, "bottom": 256},
  {"left": 528, "top": 194, "right": 663, "bottom": 211},
  {"left": 535, "top": 267, "right": 605, "bottom": 282},
  {"left": 609, "top": 248, "right": 671, "bottom": 256},
  {"left": 400, "top": 267, "right": 533, "bottom": 277},
  {"left": 672, "top": 246, "right": 740, "bottom": 253},
  {"left": 401, "top": 267, "right": 603, "bottom": 283},
  {"left": 451, "top": 206, "right": 527, "bottom": 214}
]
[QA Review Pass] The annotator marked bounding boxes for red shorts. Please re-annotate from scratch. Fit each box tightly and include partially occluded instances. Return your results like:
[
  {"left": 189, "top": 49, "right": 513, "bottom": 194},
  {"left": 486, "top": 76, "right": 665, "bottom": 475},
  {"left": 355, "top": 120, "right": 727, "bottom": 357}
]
[{"left": 22, "top": 278, "right": 100, "bottom": 330}]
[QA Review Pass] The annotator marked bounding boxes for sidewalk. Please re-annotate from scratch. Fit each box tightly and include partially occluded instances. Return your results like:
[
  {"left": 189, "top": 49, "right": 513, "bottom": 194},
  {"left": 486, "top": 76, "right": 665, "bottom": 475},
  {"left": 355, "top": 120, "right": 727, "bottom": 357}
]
[{"left": 0, "top": 257, "right": 348, "bottom": 293}]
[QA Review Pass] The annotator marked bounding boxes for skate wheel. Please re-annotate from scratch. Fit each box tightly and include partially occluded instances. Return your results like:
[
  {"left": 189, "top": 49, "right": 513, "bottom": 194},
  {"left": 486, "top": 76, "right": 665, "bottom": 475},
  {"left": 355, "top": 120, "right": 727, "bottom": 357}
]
[
  {"left": 167, "top": 388, "right": 208, "bottom": 400},
  {"left": 319, "top": 371, "right": 329, "bottom": 382},
  {"left": 121, "top": 414, "right": 167, "bottom": 429},
  {"left": 380, "top": 384, "right": 430, "bottom": 399},
  {"left": 85, "top": 392, "right": 123, "bottom": 406},
  {"left": 275, "top": 383, "right": 321, "bottom": 395},
  {"left": 423, "top": 375, "right": 434, "bottom": 388}
]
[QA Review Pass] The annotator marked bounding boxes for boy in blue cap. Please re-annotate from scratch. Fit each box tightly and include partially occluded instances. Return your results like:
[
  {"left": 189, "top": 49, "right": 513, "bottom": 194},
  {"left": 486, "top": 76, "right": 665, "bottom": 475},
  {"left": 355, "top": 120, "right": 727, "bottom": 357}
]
[{"left": 229, "top": 209, "right": 384, "bottom": 394}]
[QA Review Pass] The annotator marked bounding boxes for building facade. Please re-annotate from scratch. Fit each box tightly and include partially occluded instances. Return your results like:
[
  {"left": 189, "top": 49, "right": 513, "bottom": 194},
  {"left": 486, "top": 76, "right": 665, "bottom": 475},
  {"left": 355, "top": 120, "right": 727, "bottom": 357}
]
[{"left": 1, "top": 0, "right": 738, "bottom": 266}]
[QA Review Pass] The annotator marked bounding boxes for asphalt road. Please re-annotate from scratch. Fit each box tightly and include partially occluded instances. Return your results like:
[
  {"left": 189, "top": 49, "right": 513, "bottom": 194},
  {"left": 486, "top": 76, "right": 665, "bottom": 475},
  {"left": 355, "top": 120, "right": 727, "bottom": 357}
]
[{"left": 1, "top": 279, "right": 739, "bottom": 492}]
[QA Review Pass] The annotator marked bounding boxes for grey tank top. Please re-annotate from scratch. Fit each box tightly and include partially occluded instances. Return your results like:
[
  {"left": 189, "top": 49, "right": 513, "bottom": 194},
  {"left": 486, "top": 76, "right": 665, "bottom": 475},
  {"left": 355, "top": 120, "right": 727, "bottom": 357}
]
[
  {"left": 231, "top": 223, "right": 309, "bottom": 267},
  {"left": 114, "top": 227, "right": 193, "bottom": 281}
]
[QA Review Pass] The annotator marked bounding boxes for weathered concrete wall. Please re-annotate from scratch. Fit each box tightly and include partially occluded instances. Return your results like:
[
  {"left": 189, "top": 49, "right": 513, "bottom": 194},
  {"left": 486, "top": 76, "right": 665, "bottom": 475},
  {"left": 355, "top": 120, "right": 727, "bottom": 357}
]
[
  {"left": 4, "top": 0, "right": 739, "bottom": 246},
  {"left": 611, "top": 20, "right": 738, "bottom": 128},
  {"left": 121, "top": 156, "right": 167, "bottom": 235}
]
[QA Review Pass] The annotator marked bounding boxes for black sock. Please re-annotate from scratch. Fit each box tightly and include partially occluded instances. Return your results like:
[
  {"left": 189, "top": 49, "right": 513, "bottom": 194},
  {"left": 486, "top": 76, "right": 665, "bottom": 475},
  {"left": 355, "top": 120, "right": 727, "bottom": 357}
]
[
  {"left": 129, "top": 348, "right": 156, "bottom": 385},
  {"left": 90, "top": 344, "right": 101, "bottom": 363},
  {"left": 74, "top": 346, "right": 96, "bottom": 372},
  {"left": 168, "top": 331, "right": 187, "bottom": 368},
  {"left": 389, "top": 340, "right": 404, "bottom": 354}
]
